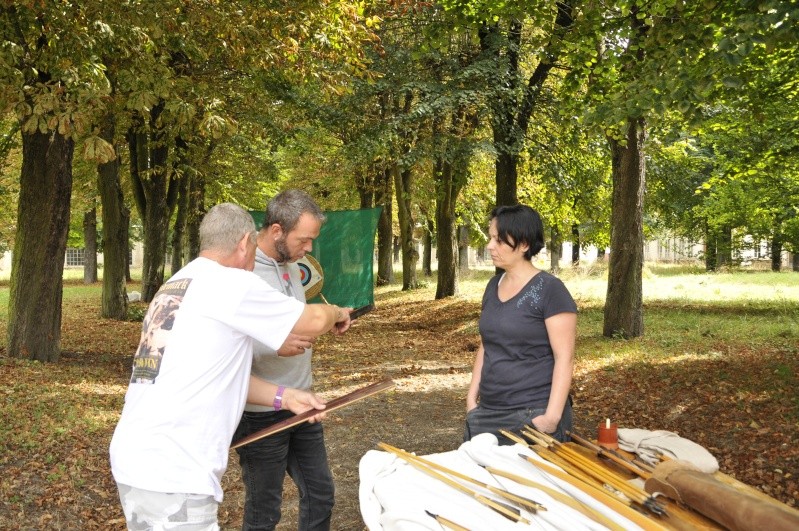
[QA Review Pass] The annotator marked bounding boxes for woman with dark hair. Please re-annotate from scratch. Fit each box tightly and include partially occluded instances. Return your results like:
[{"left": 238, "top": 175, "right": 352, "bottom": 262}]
[{"left": 464, "top": 204, "right": 577, "bottom": 444}]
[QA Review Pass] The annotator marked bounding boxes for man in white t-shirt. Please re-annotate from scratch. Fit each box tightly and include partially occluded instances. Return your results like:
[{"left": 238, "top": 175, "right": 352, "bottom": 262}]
[{"left": 109, "top": 203, "right": 351, "bottom": 530}]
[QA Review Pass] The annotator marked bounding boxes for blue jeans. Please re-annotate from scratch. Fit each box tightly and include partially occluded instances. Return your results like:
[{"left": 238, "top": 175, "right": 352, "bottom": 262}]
[
  {"left": 464, "top": 397, "right": 573, "bottom": 445},
  {"left": 233, "top": 410, "right": 334, "bottom": 531}
]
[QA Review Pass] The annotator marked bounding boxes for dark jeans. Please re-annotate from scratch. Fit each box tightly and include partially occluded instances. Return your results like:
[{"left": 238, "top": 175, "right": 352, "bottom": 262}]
[
  {"left": 233, "top": 410, "right": 334, "bottom": 531},
  {"left": 463, "top": 397, "right": 573, "bottom": 446}
]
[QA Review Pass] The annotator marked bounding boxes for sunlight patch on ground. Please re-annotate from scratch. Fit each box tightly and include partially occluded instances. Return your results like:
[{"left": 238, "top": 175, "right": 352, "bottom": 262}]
[
  {"left": 648, "top": 351, "right": 726, "bottom": 365},
  {"left": 666, "top": 402, "right": 689, "bottom": 422},
  {"left": 391, "top": 373, "right": 471, "bottom": 393},
  {"left": 63, "top": 380, "right": 127, "bottom": 396}
]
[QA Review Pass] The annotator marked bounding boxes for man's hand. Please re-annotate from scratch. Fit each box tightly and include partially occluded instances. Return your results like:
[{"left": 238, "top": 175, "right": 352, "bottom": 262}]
[
  {"left": 332, "top": 307, "right": 352, "bottom": 335},
  {"left": 277, "top": 333, "right": 314, "bottom": 356},
  {"left": 283, "top": 388, "right": 327, "bottom": 423}
]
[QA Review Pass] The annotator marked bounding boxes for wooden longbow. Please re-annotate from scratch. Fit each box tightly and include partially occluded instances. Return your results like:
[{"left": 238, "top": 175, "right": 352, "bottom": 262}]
[{"left": 231, "top": 378, "right": 394, "bottom": 449}]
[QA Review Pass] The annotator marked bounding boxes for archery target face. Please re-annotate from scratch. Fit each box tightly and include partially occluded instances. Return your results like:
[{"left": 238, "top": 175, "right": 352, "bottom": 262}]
[{"left": 296, "top": 255, "right": 324, "bottom": 299}]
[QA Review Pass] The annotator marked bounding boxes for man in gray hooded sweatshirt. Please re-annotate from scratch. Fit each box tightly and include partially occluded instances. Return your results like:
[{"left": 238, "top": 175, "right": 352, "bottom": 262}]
[{"left": 233, "top": 189, "right": 344, "bottom": 530}]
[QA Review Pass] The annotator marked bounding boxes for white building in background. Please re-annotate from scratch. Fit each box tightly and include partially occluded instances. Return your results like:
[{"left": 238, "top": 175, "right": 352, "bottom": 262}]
[
  {"left": 466, "top": 236, "right": 790, "bottom": 269},
  {"left": 0, "top": 242, "right": 145, "bottom": 273}
]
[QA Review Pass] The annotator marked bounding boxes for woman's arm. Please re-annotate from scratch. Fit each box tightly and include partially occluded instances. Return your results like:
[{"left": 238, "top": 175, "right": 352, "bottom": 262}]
[
  {"left": 532, "top": 312, "right": 576, "bottom": 433},
  {"left": 466, "top": 342, "right": 485, "bottom": 412}
]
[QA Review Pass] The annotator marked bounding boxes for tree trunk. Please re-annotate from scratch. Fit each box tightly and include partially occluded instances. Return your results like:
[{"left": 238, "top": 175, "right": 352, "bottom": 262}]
[
  {"left": 495, "top": 152, "right": 518, "bottom": 208},
  {"left": 375, "top": 167, "right": 394, "bottom": 285},
  {"left": 704, "top": 222, "right": 717, "bottom": 271},
  {"left": 770, "top": 216, "right": 784, "bottom": 272},
  {"left": 603, "top": 119, "right": 646, "bottom": 339},
  {"left": 124, "top": 207, "right": 132, "bottom": 282},
  {"left": 97, "top": 111, "right": 129, "bottom": 318},
  {"left": 770, "top": 238, "right": 782, "bottom": 272},
  {"left": 187, "top": 171, "right": 205, "bottom": 261},
  {"left": 170, "top": 172, "right": 189, "bottom": 277},
  {"left": 393, "top": 164, "right": 418, "bottom": 290},
  {"left": 792, "top": 252, "right": 798, "bottom": 272},
  {"left": 716, "top": 225, "right": 732, "bottom": 268},
  {"left": 185, "top": 142, "right": 213, "bottom": 262},
  {"left": 7, "top": 129, "right": 74, "bottom": 362},
  {"left": 391, "top": 237, "right": 402, "bottom": 263},
  {"left": 355, "top": 166, "right": 374, "bottom": 209},
  {"left": 482, "top": 21, "right": 521, "bottom": 209},
  {"left": 477, "top": 246, "right": 486, "bottom": 263},
  {"left": 458, "top": 225, "right": 470, "bottom": 272},
  {"left": 481, "top": 7, "right": 573, "bottom": 210},
  {"left": 422, "top": 218, "right": 433, "bottom": 277},
  {"left": 170, "top": 137, "right": 191, "bottom": 277},
  {"left": 435, "top": 159, "right": 460, "bottom": 299},
  {"left": 136, "top": 154, "right": 172, "bottom": 301},
  {"left": 549, "top": 227, "right": 562, "bottom": 272},
  {"left": 128, "top": 105, "right": 179, "bottom": 301},
  {"left": 83, "top": 207, "right": 98, "bottom": 283},
  {"left": 571, "top": 223, "right": 580, "bottom": 267}
]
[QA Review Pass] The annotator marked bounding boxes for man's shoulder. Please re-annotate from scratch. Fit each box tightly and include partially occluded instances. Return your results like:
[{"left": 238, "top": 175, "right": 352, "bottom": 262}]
[{"left": 253, "top": 256, "right": 282, "bottom": 286}]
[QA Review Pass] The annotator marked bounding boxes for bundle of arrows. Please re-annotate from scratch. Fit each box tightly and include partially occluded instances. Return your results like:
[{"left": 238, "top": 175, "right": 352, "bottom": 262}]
[
  {"left": 378, "top": 442, "right": 546, "bottom": 528},
  {"left": 503, "top": 427, "right": 669, "bottom": 519}
]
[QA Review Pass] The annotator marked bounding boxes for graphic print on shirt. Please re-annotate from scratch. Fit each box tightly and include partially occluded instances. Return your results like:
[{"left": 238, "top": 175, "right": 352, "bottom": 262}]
[
  {"left": 517, "top": 275, "right": 544, "bottom": 308},
  {"left": 130, "top": 278, "right": 192, "bottom": 384}
]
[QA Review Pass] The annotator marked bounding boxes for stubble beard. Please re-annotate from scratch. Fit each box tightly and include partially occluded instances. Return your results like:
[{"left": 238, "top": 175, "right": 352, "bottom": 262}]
[{"left": 274, "top": 237, "right": 292, "bottom": 263}]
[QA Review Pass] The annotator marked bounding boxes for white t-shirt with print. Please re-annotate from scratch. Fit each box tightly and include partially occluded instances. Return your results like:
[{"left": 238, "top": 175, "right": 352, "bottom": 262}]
[{"left": 109, "top": 257, "right": 305, "bottom": 502}]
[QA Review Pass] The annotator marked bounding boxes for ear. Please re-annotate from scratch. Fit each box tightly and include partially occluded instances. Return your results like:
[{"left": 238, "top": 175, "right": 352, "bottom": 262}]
[
  {"left": 266, "top": 223, "right": 283, "bottom": 240},
  {"left": 236, "top": 233, "right": 250, "bottom": 253}
]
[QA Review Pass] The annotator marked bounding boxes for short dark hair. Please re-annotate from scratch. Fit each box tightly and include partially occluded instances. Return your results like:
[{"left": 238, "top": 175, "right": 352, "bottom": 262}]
[
  {"left": 489, "top": 204, "right": 545, "bottom": 260},
  {"left": 263, "top": 189, "right": 326, "bottom": 232}
]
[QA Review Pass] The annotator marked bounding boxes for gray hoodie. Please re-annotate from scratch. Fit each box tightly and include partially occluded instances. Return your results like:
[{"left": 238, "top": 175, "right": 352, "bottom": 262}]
[{"left": 245, "top": 247, "right": 312, "bottom": 412}]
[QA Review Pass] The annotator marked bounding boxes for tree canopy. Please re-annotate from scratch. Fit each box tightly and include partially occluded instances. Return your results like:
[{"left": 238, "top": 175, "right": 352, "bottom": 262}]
[{"left": 1, "top": 0, "right": 797, "bottom": 359}]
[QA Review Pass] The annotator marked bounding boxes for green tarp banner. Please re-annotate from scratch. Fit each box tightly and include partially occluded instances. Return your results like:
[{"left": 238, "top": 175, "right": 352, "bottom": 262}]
[{"left": 250, "top": 207, "right": 381, "bottom": 310}]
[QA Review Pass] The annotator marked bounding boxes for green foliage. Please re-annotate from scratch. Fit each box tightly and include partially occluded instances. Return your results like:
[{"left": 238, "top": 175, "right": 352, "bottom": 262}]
[
  {"left": 0, "top": 116, "right": 20, "bottom": 254},
  {"left": 561, "top": 0, "right": 798, "bottom": 136},
  {"left": 126, "top": 301, "right": 148, "bottom": 322},
  {"left": 647, "top": 40, "right": 799, "bottom": 258}
]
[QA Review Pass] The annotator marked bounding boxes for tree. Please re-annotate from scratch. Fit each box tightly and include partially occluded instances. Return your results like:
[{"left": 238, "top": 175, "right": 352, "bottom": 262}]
[
  {"left": 392, "top": 92, "right": 420, "bottom": 290},
  {"left": 558, "top": 0, "right": 798, "bottom": 337},
  {"left": 2, "top": 0, "right": 381, "bottom": 359},
  {"left": 2, "top": 3, "right": 112, "bottom": 361},
  {"left": 473, "top": 2, "right": 575, "bottom": 207},
  {"left": 647, "top": 39, "right": 799, "bottom": 271},
  {"left": 82, "top": 206, "right": 98, "bottom": 283},
  {"left": 97, "top": 109, "right": 129, "bottom": 318}
]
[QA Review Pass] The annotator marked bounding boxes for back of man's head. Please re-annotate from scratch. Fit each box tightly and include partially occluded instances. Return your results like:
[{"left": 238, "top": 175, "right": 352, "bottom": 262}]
[
  {"left": 264, "top": 189, "right": 325, "bottom": 232},
  {"left": 200, "top": 203, "right": 256, "bottom": 255}
]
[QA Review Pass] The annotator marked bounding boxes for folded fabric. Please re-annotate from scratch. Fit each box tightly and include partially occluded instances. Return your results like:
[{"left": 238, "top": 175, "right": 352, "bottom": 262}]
[
  {"left": 359, "top": 434, "right": 646, "bottom": 531},
  {"left": 617, "top": 428, "right": 719, "bottom": 474}
]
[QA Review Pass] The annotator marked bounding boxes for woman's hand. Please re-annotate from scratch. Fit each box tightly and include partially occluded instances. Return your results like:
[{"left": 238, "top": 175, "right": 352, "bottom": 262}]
[
  {"left": 466, "top": 395, "right": 478, "bottom": 413},
  {"left": 531, "top": 413, "right": 560, "bottom": 434}
]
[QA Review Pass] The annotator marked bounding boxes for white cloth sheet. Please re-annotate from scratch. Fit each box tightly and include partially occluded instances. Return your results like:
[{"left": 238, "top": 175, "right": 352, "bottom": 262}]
[
  {"left": 359, "top": 433, "right": 645, "bottom": 531},
  {"left": 617, "top": 428, "right": 719, "bottom": 474}
]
